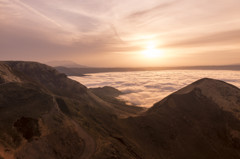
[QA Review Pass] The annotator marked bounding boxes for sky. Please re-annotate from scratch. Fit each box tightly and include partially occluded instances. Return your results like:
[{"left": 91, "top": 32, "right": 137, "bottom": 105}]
[{"left": 0, "top": 0, "right": 240, "bottom": 67}]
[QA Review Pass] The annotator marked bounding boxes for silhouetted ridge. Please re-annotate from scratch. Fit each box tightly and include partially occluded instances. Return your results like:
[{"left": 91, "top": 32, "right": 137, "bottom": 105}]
[{"left": 1, "top": 61, "right": 87, "bottom": 98}]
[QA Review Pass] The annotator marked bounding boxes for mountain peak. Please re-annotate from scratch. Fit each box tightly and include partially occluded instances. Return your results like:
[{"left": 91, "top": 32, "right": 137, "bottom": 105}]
[
  {"left": 175, "top": 78, "right": 236, "bottom": 95},
  {"left": 150, "top": 78, "right": 240, "bottom": 119}
]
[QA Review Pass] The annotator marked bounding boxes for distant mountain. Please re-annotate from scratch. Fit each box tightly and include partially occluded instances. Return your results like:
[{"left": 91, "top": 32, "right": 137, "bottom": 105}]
[
  {"left": 45, "top": 60, "right": 88, "bottom": 68},
  {"left": 90, "top": 86, "right": 123, "bottom": 98},
  {"left": 55, "top": 65, "right": 240, "bottom": 76},
  {"left": 0, "top": 61, "right": 240, "bottom": 159},
  {"left": 55, "top": 66, "right": 86, "bottom": 76}
]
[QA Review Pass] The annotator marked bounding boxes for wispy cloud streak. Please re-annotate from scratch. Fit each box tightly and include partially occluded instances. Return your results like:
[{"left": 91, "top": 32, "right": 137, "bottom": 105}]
[
  {"left": 0, "top": 0, "right": 240, "bottom": 66},
  {"left": 11, "top": 0, "right": 62, "bottom": 27}
]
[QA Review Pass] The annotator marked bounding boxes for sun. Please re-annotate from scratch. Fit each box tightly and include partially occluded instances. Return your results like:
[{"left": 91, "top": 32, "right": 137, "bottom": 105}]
[{"left": 142, "top": 41, "right": 163, "bottom": 58}]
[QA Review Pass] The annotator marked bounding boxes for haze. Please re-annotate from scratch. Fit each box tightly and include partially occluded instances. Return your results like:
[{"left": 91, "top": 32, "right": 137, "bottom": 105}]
[{"left": 0, "top": 0, "right": 240, "bottom": 67}]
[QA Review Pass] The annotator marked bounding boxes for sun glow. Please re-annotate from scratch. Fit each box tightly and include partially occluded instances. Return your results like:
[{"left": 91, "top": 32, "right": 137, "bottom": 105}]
[{"left": 142, "top": 41, "right": 163, "bottom": 58}]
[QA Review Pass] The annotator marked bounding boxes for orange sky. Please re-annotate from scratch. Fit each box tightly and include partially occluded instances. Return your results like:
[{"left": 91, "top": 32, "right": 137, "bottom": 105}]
[{"left": 0, "top": 0, "right": 240, "bottom": 67}]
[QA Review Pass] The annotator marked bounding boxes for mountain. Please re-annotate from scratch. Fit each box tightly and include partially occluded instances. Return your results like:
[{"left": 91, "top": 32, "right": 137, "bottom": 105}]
[
  {"left": 0, "top": 61, "right": 144, "bottom": 159},
  {"left": 55, "top": 65, "right": 240, "bottom": 76},
  {"left": 120, "top": 78, "right": 240, "bottom": 159},
  {"left": 55, "top": 67, "right": 86, "bottom": 76},
  {"left": 0, "top": 61, "right": 240, "bottom": 159},
  {"left": 90, "top": 86, "right": 122, "bottom": 98},
  {"left": 45, "top": 60, "right": 88, "bottom": 68}
]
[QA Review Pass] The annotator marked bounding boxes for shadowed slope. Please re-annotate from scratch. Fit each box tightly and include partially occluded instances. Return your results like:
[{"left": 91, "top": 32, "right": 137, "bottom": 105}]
[
  {"left": 120, "top": 78, "right": 240, "bottom": 159},
  {"left": 0, "top": 61, "right": 144, "bottom": 159}
]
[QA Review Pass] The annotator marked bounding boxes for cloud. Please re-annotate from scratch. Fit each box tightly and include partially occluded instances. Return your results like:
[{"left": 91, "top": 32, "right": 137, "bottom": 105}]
[
  {"left": 0, "top": 20, "right": 142, "bottom": 62},
  {"left": 1, "top": 0, "right": 240, "bottom": 66},
  {"left": 164, "top": 29, "right": 240, "bottom": 48},
  {"left": 70, "top": 70, "right": 240, "bottom": 107},
  {"left": 126, "top": 0, "right": 180, "bottom": 20},
  {"left": 12, "top": 0, "right": 62, "bottom": 27}
]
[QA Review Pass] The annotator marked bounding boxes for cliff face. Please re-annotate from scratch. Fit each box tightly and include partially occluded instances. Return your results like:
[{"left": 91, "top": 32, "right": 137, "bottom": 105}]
[{"left": 0, "top": 61, "right": 240, "bottom": 159}]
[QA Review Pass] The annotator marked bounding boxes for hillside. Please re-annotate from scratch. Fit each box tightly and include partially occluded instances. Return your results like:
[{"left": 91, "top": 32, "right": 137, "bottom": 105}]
[
  {"left": 0, "top": 61, "right": 240, "bottom": 159},
  {"left": 0, "top": 61, "right": 144, "bottom": 159},
  {"left": 120, "top": 78, "right": 240, "bottom": 159}
]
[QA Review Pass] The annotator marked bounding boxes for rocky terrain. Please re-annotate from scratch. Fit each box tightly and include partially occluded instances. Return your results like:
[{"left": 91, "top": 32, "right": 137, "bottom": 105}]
[{"left": 0, "top": 61, "right": 240, "bottom": 159}]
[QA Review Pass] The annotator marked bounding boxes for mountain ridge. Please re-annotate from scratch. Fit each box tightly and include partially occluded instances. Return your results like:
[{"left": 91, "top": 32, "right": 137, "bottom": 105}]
[
  {"left": 55, "top": 65, "right": 240, "bottom": 76},
  {"left": 45, "top": 60, "right": 88, "bottom": 68},
  {"left": 0, "top": 61, "right": 240, "bottom": 159}
]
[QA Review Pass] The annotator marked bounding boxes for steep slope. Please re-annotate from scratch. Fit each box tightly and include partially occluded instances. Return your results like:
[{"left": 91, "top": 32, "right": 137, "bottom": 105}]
[
  {"left": 0, "top": 61, "right": 144, "bottom": 159},
  {"left": 120, "top": 78, "right": 240, "bottom": 159},
  {"left": 0, "top": 62, "right": 89, "bottom": 159},
  {"left": 0, "top": 82, "right": 87, "bottom": 159},
  {"left": 174, "top": 78, "right": 240, "bottom": 119}
]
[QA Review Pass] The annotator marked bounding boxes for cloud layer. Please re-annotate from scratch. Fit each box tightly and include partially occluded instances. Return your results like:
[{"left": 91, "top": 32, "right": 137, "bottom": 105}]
[{"left": 71, "top": 70, "right": 240, "bottom": 107}]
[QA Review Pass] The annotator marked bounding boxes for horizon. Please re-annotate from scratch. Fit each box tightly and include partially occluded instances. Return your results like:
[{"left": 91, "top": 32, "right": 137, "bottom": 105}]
[
  {"left": 53, "top": 62, "right": 240, "bottom": 68},
  {"left": 1, "top": 60, "right": 240, "bottom": 68},
  {"left": 1, "top": 0, "right": 240, "bottom": 67}
]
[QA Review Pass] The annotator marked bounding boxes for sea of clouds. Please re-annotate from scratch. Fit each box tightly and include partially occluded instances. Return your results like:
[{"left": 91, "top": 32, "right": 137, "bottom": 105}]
[{"left": 70, "top": 70, "right": 240, "bottom": 107}]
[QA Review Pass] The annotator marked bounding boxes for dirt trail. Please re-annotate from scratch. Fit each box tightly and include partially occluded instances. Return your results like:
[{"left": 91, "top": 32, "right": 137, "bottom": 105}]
[
  {"left": 54, "top": 97, "right": 96, "bottom": 159},
  {"left": 71, "top": 121, "right": 96, "bottom": 159}
]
